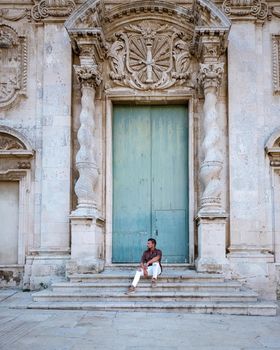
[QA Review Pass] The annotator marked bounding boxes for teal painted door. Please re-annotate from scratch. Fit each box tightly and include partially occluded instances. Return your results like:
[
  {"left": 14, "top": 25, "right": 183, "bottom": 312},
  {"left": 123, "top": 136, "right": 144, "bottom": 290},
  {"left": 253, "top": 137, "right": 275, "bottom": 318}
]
[{"left": 112, "top": 105, "right": 188, "bottom": 263}]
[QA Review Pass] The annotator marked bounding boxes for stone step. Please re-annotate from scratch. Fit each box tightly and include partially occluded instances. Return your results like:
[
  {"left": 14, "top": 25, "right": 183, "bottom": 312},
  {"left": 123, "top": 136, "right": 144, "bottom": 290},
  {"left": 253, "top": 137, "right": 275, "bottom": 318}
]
[
  {"left": 22, "top": 300, "right": 277, "bottom": 316},
  {"left": 32, "top": 290, "right": 258, "bottom": 302},
  {"left": 69, "top": 272, "right": 225, "bottom": 283},
  {"left": 51, "top": 281, "right": 242, "bottom": 293}
]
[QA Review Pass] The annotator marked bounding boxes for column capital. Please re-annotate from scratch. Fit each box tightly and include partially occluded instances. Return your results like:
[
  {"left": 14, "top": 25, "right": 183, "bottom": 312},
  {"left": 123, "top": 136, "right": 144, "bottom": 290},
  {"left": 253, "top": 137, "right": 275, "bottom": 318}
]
[
  {"left": 198, "top": 62, "right": 224, "bottom": 92},
  {"left": 74, "top": 64, "right": 102, "bottom": 89}
]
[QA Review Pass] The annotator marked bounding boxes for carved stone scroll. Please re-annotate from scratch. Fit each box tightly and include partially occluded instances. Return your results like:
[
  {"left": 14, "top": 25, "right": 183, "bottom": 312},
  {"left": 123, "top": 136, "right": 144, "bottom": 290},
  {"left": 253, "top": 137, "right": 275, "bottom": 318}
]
[
  {"left": 0, "top": 25, "right": 27, "bottom": 110},
  {"left": 198, "top": 62, "right": 224, "bottom": 212},
  {"left": 222, "top": 0, "right": 268, "bottom": 21},
  {"left": 107, "top": 21, "right": 192, "bottom": 91},
  {"left": 31, "top": 0, "right": 76, "bottom": 21},
  {"left": 73, "top": 64, "right": 102, "bottom": 216}
]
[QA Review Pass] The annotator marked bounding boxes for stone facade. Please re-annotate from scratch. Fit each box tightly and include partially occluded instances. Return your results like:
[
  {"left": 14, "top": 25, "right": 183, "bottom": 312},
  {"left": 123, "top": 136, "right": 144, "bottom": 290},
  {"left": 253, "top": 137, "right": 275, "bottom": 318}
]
[{"left": 0, "top": 0, "right": 279, "bottom": 300}]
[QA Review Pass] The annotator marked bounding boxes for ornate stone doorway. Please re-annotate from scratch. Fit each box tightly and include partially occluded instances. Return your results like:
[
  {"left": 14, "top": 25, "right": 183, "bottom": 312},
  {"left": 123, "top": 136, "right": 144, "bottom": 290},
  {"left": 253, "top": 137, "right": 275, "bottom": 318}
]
[{"left": 65, "top": 0, "right": 231, "bottom": 274}]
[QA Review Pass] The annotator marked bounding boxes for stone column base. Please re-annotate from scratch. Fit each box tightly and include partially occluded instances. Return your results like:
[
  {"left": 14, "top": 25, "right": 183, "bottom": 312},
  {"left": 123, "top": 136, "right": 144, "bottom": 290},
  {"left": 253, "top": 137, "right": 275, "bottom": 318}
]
[
  {"left": 24, "top": 248, "right": 70, "bottom": 290},
  {"left": 195, "top": 212, "right": 229, "bottom": 273},
  {"left": 67, "top": 214, "right": 105, "bottom": 275}
]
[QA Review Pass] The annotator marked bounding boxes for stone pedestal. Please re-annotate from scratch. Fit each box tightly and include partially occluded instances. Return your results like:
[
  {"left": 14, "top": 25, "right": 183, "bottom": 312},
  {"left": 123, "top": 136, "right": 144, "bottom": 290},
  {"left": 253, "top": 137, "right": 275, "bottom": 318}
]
[
  {"left": 67, "top": 216, "right": 104, "bottom": 275},
  {"left": 195, "top": 214, "right": 229, "bottom": 273}
]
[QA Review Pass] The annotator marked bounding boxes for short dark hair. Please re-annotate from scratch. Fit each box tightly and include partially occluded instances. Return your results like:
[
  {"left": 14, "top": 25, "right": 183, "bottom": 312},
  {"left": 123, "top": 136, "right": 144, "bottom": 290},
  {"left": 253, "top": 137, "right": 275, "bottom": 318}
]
[{"left": 148, "top": 238, "right": 156, "bottom": 246}]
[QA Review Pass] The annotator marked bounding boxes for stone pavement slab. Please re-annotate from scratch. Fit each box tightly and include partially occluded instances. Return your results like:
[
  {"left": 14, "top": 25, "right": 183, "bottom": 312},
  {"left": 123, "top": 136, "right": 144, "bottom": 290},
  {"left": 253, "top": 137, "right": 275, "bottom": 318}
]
[{"left": 0, "top": 291, "right": 279, "bottom": 350}]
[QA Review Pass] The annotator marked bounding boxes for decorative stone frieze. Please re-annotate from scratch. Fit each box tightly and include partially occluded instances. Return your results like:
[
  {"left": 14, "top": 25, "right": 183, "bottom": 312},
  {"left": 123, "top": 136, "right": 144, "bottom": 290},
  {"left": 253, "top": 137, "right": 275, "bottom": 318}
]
[
  {"left": 31, "top": 0, "right": 76, "bottom": 21},
  {"left": 198, "top": 62, "right": 225, "bottom": 212},
  {"left": 272, "top": 35, "right": 280, "bottom": 95},
  {"left": 222, "top": 0, "right": 268, "bottom": 21},
  {"left": 0, "top": 9, "right": 30, "bottom": 22},
  {"left": 107, "top": 22, "right": 192, "bottom": 90},
  {"left": 0, "top": 25, "right": 27, "bottom": 110}
]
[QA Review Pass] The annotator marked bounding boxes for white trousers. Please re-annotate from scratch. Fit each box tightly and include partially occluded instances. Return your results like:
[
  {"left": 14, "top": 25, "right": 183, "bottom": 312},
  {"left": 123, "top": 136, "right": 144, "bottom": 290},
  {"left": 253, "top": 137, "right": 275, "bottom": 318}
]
[{"left": 131, "top": 262, "right": 161, "bottom": 287}]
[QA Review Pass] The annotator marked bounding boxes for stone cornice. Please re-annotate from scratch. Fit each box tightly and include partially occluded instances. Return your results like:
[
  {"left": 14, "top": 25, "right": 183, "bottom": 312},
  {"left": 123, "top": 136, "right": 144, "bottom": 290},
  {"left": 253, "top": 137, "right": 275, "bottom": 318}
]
[{"left": 68, "top": 29, "right": 106, "bottom": 62}]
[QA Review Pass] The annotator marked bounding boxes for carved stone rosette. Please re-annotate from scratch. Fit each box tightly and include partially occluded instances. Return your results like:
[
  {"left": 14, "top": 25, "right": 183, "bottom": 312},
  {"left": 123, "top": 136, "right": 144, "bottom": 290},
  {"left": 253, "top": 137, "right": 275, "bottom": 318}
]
[
  {"left": 31, "top": 0, "right": 76, "bottom": 21},
  {"left": 73, "top": 64, "right": 102, "bottom": 216},
  {"left": 198, "top": 62, "right": 224, "bottom": 212}
]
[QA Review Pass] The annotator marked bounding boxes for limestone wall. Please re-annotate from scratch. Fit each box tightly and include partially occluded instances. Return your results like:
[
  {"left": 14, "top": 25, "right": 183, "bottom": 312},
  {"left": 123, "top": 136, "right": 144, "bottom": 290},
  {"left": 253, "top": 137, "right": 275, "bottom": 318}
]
[{"left": 0, "top": 0, "right": 279, "bottom": 297}]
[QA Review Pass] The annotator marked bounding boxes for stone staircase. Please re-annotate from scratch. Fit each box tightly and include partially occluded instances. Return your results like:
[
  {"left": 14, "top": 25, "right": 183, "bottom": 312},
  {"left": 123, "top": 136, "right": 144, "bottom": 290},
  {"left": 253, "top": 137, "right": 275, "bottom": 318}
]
[{"left": 30, "top": 268, "right": 277, "bottom": 316}]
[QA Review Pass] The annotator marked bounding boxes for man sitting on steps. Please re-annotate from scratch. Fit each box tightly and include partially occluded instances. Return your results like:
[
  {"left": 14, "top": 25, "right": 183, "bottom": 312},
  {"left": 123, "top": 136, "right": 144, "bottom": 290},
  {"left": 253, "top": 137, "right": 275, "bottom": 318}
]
[{"left": 126, "top": 238, "right": 162, "bottom": 294}]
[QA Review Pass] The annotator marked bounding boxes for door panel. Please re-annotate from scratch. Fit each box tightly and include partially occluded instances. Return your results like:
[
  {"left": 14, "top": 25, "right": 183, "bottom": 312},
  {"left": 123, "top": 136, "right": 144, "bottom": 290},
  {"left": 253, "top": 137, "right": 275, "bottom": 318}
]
[
  {"left": 151, "top": 106, "right": 189, "bottom": 262},
  {"left": 153, "top": 210, "right": 187, "bottom": 263},
  {"left": 112, "top": 106, "right": 151, "bottom": 262},
  {"left": 112, "top": 105, "right": 188, "bottom": 263}
]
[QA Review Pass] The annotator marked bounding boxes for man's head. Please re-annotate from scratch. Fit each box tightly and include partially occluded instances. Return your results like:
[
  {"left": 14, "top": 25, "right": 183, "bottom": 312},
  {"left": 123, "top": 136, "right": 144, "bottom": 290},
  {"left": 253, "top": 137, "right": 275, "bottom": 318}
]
[{"left": 147, "top": 238, "right": 156, "bottom": 250}]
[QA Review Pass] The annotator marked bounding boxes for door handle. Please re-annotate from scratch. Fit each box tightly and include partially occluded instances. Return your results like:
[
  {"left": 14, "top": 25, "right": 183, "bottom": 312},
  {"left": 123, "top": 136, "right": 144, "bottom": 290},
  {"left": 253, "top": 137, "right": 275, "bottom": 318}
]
[{"left": 155, "top": 229, "right": 158, "bottom": 236}]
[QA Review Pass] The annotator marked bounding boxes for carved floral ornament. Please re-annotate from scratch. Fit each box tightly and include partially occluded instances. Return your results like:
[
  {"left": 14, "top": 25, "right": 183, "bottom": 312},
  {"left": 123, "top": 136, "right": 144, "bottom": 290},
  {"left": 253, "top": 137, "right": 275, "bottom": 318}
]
[
  {"left": 198, "top": 63, "right": 224, "bottom": 91},
  {"left": 107, "top": 22, "right": 192, "bottom": 90},
  {"left": 74, "top": 64, "right": 102, "bottom": 89},
  {"left": 0, "top": 25, "right": 27, "bottom": 110}
]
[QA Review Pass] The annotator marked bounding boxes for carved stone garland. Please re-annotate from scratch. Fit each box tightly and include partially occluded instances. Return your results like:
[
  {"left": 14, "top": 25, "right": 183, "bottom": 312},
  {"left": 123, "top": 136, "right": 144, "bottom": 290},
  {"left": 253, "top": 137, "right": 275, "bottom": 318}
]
[
  {"left": 107, "top": 21, "right": 192, "bottom": 90},
  {"left": 198, "top": 62, "right": 224, "bottom": 213},
  {"left": 73, "top": 63, "right": 102, "bottom": 216},
  {"left": 0, "top": 25, "right": 27, "bottom": 109}
]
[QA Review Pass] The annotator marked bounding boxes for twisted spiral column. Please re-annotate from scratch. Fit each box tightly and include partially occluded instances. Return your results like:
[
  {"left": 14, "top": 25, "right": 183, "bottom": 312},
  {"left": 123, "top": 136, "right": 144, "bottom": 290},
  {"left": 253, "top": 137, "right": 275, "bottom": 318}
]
[
  {"left": 198, "top": 63, "right": 224, "bottom": 213},
  {"left": 73, "top": 65, "right": 102, "bottom": 216}
]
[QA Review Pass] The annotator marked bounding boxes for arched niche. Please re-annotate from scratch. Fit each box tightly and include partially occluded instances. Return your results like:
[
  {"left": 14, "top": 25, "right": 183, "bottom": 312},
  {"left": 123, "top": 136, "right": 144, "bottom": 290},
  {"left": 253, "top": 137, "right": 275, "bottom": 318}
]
[
  {"left": 0, "top": 126, "right": 34, "bottom": 158},
  {"left": 0, "top": 126, "right": 34, "bottom": 273},
  {"left": 266, "top": 128, "right": 280, "bottom": 166}
]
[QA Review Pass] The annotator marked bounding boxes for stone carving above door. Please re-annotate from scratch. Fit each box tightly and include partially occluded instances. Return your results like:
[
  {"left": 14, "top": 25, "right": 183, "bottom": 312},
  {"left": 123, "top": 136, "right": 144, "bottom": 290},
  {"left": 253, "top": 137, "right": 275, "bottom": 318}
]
[
  {"left": 0, "top": 25, "right": 27, "bottom": 110},
  {"left": 107, "top": 22, "right": 192, "bottom": 90},
  {"left": 0, "top": 134, "right": 25, "bottom": 150}
]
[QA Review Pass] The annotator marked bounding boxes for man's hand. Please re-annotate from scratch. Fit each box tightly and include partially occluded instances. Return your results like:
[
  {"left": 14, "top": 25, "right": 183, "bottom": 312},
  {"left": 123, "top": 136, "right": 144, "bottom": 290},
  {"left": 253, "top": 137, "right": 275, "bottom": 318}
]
[{"left": 143, "top": 264, "right": 148, "bottom": 277}]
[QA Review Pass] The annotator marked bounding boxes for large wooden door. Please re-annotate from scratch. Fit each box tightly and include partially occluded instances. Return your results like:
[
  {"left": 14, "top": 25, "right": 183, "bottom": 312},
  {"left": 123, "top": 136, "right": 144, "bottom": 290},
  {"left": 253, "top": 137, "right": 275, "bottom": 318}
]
[{"left": 112, "top": 105, "right": 188, "bottom": 263}]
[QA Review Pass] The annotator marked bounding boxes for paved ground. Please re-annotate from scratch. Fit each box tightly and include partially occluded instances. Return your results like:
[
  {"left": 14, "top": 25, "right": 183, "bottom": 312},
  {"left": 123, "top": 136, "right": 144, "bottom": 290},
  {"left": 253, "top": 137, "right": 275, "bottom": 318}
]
[{"left": 0, "top": 290, "right": 279, "bottom": 350}]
